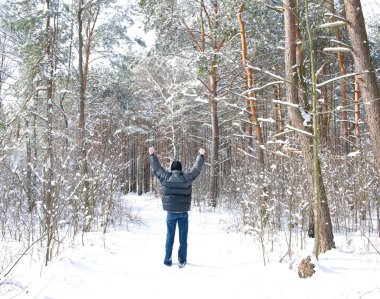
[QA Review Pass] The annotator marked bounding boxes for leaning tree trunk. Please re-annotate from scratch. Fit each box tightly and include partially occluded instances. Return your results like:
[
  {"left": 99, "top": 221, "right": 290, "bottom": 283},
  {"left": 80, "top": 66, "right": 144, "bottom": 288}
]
[
  {"left": 283, "top": 0, "right": 334, "bottom": 254},
  {"left": 344, "top": 0, "right": 380, "bottom": 181}
]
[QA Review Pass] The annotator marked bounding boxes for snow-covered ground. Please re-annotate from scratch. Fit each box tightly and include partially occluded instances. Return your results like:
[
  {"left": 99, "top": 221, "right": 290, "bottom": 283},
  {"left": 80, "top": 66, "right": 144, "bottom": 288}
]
[{"left": 2, "top": 194, "right": 380, "bottom": 299}]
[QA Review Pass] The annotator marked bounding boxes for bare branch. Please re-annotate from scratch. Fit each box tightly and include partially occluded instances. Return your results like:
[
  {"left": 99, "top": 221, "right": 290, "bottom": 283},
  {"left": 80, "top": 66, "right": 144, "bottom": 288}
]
[
  {"left": 257, "top": 0, "right": 284, "bottom": 13},
  {"left": 181, "top": 20, "right": 202, "bottom": 52},
  {"left": 197, "top": 77, "right": 213, "bottom": 95}
]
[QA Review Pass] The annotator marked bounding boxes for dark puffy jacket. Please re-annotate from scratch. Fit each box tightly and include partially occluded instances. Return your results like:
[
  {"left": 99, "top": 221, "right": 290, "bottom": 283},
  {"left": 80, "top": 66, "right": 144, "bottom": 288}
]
[{"left": 150, "top": 154, "right": 204, "bottom": 212}]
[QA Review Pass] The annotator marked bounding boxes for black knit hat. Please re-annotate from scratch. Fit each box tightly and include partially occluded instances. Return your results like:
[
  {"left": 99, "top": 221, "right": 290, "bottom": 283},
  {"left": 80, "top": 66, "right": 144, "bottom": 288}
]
[{"left": 171, "top": 161, "right": 182, "bottom": 171}]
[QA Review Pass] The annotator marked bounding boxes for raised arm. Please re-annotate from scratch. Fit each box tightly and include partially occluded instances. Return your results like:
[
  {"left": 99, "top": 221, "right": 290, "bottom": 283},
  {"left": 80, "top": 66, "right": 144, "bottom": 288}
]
[
  {"left": 184, "top": 148, "right": 205, "bottom": 181},
  {"left": 149, "top": 147, "right": 170, "bottom": 180}
]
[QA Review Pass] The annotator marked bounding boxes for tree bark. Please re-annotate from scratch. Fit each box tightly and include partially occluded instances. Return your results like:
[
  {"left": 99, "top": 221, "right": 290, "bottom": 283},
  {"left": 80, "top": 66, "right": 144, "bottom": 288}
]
[
  {"left": 78, "top": 0, "right": 99, "bottom": 232},
  {"left": 237, "top": 3, "right": 266, "bottom": 220},
  {"left": 354, "top": 79, "right": 361, "bottom": 146},
  {"left": 283, "top": 0, "right": 334, "bottom": 253},
  {"left": 78, "top": 0, "right": 91, "bottom": 232},
  {"left": 329, "top": 0, "right": 349, "bottom": 152},
  {"left": 237, "top": 4, "right": 265, "bottom": 167},
  {"left": 44, "top": 0, "right": 56, "bottom": 265},
  {"left": 344, "top": 0, "right": 380, "bottom": 180},
  {"left": 208, "top": 56, "right": 219, "bottom": 206},
  {"left": 26, "top": 100, "right": 38, "bottom": 215}
]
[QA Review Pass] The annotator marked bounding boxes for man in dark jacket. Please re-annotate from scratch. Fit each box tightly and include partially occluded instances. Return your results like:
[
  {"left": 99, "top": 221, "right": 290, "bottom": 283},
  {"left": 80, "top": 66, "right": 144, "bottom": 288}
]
[{"left": 149, "top": 147, "right": 205, "bottom": 268}]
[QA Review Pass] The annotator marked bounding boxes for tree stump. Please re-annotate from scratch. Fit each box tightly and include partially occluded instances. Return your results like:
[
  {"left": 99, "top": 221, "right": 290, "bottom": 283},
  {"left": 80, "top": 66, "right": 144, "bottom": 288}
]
[{"left": 298, "top": 256, "right": 315, "bottom": 278}]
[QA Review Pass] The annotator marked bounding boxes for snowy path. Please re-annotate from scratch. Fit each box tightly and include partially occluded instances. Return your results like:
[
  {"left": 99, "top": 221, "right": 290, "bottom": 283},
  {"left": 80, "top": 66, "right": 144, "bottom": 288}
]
[{"left": 16, "top": 194, "right": 380, "bottom": 299}]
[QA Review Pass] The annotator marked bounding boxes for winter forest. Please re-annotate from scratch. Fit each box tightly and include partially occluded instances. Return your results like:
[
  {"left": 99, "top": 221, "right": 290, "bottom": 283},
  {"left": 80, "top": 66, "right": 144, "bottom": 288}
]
[{"left": 1, "top": 0, "right": 380, "bottom": 296}]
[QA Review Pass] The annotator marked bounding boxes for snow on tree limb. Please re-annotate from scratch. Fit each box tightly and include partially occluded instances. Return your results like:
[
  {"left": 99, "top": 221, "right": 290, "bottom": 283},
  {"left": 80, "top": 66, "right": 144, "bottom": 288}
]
[
  {"left": 325, "top": 13, "right": 347, "bottom": 23},
  {"left": 247, "top": 65, "right": 284, "bottom": 80},
  {"left": 243, "top": 81, "right": 283, "bottom": 93},
  {"left": 258, "top": 117, "right": 275, "bottom": 123},
  {"left": 272, "top": 100, "right": 299, "bottom": 108},
  {"left": 318, "top": 21, "right": 347, "bottom": 28},
  {"left": 237, "top": 147, "right": 257, "bottom": 159},
  {"left": 239, "top": 81, "right": 283, "bottom": 96},
  {"left": 285, "top": 124, "right": 313, "bottom": 137},
  {"left": 323, "top": 47, "right": 351, "bottom": 53},
  {"left": 271, "top": 130, "right": 292, "bottom": 139},
  {"left": 316, "top": 72, "right": 360, "bottom": 88},
  {"left": 329, "top": 39, "right": 351, "bottom": 49}
]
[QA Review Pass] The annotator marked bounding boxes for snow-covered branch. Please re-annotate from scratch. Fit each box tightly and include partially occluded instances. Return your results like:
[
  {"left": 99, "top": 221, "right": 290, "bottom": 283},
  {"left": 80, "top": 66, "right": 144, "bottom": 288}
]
[
  {"left": 272, "top": 100, "right": 299, "bottom": 109},
  {"left": 271, "top": 130, "right": 292, "bottom": 139},
  {"left": 329, "top": 39, "right": 351, "bottom": 49},
  {"left": 258, "top": 117, "right": 275, "bottom": 123},
  {"left": 325, "top": 13, "right": 348, "bottom": 23},
  {"left": 285, "top": 124, "right": 313, "bottom": 137},
  {"left": 323, "top": 47, "right": 351, "bottom": 53},
  {"left": 316, "top": 72, "right": 359, "bottom": 88},
  {"left": 241, "top": 81, "right": 283, "bottom": 94},
  {"left": 5, "top": 86, "right": 47, "bottom": 126},
  {"left": 237, "top": 147, "right": 257, "bottom": 159},
  {"left": 318, "top": 21, "right": 347, "bottom": 28},
  {"left": 248, "top": 65, "right": 284, "bottom": 81}
]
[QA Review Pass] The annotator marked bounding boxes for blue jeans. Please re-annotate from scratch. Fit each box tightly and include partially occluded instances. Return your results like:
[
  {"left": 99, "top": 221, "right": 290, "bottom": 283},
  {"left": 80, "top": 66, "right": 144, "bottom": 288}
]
[{"left": 164, "top": 212, "right": 188, "bottom": 265}]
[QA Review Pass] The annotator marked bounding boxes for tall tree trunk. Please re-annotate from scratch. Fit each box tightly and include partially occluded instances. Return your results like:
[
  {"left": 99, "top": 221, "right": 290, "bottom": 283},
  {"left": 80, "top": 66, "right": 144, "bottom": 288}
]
[
  {"left": 295, "top": 3, "right": 309, "bottom": 111},
  {"left": 78, "top": 0, "right": 99, "bottom": 232},
  {"left": 130, "top": 140, "right": 137, "bottom": 193},
  {"left": 237, "top": 4, "right": 267, "bottom": 220},
  {"left": 237, "top": 4, "right": 265, "bottom": 166},
  {"left": 208, "top": 56, "right": 219, "bottom": 206},
  {"left": 179, "top": 0, "right": 229, "bottom": 207},
  {"left": 274, "top": 84, "right": 284, "bottom": 136},
  {"left": 26, "top": 95, "right": 38, "bottom": 215},
  {"left": 354, "top": 79, "right": 361, "bottom": 147},
  {"left": 344, "top": 0, "right": 380, "bottom": 180},
  {"left": 329, "top": 0, "right": 349, "bottom": 152},
  {"left": 283, "top": 0, "right": 334, "bottom": 254},
  {"left": 44, "top": 0, "right": 56, "bottom": 265},
  {"left": 26, "top": 120, "right": 35, "bottom": 213},
  {"left": 138, "top": 135, "right": 143, "bottom": 196},
  {"left": 78, "top": 0, "right": 90, "bottom": 232}
]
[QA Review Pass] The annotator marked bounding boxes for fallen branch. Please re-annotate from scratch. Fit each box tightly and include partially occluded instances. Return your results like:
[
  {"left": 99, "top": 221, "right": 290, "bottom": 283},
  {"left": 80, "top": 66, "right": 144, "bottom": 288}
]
[
  {"left": 360, "top": 229, "right": 380, "bottom": 255},
  {"left": 2, "top": 234, "right": 46, "bottom": 278}
]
